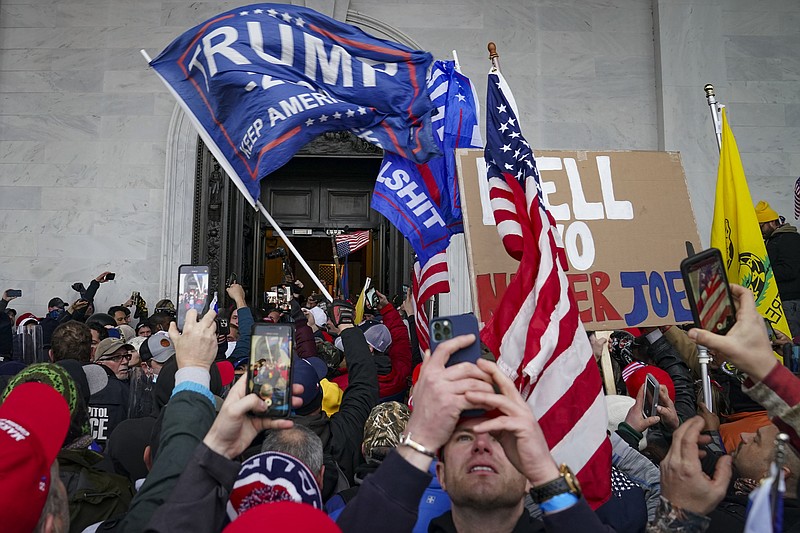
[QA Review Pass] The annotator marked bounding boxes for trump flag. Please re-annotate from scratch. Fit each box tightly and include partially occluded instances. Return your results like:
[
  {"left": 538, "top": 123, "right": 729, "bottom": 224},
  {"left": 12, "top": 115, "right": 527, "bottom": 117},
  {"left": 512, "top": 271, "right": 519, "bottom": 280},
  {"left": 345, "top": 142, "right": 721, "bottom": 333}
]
[{"left": 149, "top": 3, "right": 438, "bottom": 203}]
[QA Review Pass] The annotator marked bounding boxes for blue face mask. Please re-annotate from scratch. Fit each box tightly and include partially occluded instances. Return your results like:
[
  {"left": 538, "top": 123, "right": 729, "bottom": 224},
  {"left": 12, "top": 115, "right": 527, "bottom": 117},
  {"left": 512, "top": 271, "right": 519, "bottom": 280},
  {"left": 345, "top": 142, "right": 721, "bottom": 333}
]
[{"left": 49, "top": 309, "right": 62, "bottom": 319}]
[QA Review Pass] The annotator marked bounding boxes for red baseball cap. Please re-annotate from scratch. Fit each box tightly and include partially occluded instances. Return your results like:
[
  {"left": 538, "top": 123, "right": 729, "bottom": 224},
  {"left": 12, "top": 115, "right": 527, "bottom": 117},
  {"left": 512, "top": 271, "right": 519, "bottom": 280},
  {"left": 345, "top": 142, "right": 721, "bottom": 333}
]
[
  {"left": 0, "top": 382, "right": 71, "bottom": 533},
  {"left": 623, "top": 364, "right": 676, "bottom": 402}
]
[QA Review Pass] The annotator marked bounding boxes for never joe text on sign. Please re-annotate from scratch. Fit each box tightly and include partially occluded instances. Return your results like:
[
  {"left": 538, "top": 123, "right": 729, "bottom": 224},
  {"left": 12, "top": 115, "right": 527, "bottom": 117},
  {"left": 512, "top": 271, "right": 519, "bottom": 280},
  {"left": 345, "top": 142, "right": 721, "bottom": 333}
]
[{"left": 457, "top": 149, "right": 702, "bottom": 330}]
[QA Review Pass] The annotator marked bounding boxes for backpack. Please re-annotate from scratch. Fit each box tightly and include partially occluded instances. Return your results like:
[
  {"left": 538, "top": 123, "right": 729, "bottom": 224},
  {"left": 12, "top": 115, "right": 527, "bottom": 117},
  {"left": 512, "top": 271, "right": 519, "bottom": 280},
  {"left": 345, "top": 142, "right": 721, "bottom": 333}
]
[{"left": 57, "top": 448, "right": 134, "bottom": 533}]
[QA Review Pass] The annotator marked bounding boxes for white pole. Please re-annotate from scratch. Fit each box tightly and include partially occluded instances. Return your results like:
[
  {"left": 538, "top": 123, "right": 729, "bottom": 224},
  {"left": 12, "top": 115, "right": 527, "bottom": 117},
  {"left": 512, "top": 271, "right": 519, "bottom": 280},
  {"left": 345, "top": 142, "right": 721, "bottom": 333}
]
[
  {"left": 452, "top": 50, "right": 461, "bottom": 72},
  {"left": 140, "top": 49, "right": 152, "bottom": 63},
  {"left": 704, "top": 84, "right": 722, "bottom": 152},
  {"left": 256, "top": 201, "right": 333, "bottom": 302}
]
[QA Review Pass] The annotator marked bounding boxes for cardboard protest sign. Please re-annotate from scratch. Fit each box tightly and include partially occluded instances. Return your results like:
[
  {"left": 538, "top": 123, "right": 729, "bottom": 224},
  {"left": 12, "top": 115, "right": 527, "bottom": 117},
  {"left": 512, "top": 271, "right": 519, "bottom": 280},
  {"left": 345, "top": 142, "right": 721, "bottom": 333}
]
[{"left": 457, "top": 149, "right": 701, "bottom": 330}]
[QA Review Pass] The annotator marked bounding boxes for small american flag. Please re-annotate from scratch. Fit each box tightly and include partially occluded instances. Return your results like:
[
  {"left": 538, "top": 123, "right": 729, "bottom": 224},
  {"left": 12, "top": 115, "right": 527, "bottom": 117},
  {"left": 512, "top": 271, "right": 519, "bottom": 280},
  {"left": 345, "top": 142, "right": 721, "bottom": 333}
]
[
  {"left": 411, "top": 252, "right": 450, "bottom": 352},
  {"left": 480, "top": 70, "right": 611, "bottom": 509},
  {"left": 335, "top": 230, "right": 370, "bottom": 257}
]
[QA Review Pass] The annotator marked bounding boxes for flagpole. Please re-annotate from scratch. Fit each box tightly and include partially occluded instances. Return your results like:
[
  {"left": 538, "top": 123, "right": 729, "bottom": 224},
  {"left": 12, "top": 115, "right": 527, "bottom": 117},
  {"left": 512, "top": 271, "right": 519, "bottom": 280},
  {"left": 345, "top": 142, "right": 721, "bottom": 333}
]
[
  {"left": 699, "top": 83, "right": 722, "bottom": 411},
  {"left": 773, "top": 433, "right": 789, "bottom": 527},
  {"left": 704, "top": 84, "right": 723, "bottom": 152},
  {"left": 331, "top": 233, "right": 340, "bottom": 296},
  {"left": 255, "top": 201, "right": 333, "bottom": 301},
  {"left": 452, "top": 50, "right": 461, "bottom": 71}
]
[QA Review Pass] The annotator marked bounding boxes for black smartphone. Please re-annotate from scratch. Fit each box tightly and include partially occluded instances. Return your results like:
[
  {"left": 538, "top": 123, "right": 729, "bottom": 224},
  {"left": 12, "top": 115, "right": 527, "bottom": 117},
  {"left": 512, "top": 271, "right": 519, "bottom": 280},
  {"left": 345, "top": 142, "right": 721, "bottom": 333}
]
[
  {"left": 248, "top": 323, "right": 294, "bottom": 417},
  {"left": 177, "top": 264, "right": 210, "bottom": 330},
  {"left": 6, "top": 289, "right": 22, "bottom": 298},
  {"left": 430, "top": 314, "right": 481, "bottom": 367},
  {"left": 764, "top": 318, "right": 776, "bottom": 342},
  {"left": 227, "top": 272, "right": 237, "bottom": 287},
  {"left": 680, "top": 248, "right": 737, "bottom": 335},
  {"left": 216, "top": 317, "right": 230, "bottom": 336},
  {"left": 106, "top": 273, "right": 116, "bottom": 281},
  {"left": 642, "top": 373, "right": 660, "bottom": 418}
]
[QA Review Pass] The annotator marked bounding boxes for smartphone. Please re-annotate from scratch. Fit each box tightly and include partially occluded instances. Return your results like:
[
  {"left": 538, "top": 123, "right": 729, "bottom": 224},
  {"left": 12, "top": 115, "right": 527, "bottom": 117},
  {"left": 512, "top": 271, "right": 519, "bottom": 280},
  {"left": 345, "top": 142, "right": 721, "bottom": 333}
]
[
  {"left": 227, "top": 272, "right": 237, "bottom": 287},
  {"left": 680, "top": 248, "right": 737, "bottom": 335},
  {"left": 248, "top": 323, "right": 294, "bottom": 417},
  {"left": 764, "top": 318, "right": 776, "bottom": 342},
  {"left": 402, "top": 284, "right": 410, "bottom": 295},
  {"left": 430, "top": 314, "right": 482, "bottom": 367},
  {"left": 216, "top": 317, "right": 230, "bottom": 336},
  {"left": 105, "top": 273, "right": 116, "bottom": 281},
  {"left": 642, "top": 373, "right": 660, "bottom": 418},
  {"left": 6, "top": 289, "right": 22, "bottom": 298},
  {"left": 177, "top": 264, "right": 210, "bottom": 330},
  {"left": 365, "top": 288, "right": 377, "bottom": 309}
]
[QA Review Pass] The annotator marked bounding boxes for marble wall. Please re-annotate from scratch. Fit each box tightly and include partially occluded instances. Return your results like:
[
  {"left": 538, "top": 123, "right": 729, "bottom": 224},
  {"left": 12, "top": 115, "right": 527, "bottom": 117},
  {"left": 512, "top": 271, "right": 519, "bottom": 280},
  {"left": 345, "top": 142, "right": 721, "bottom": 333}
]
[{"left": 0, "top": 0, "right": 798, "bottom": 317}]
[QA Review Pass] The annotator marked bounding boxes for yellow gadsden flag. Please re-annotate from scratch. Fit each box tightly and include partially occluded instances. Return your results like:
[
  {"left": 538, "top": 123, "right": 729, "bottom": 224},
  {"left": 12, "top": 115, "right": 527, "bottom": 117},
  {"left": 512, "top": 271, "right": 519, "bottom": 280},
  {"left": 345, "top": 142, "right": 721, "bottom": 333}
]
[{"left": 710, "top": 108, "right": 791, "bottom": 343}]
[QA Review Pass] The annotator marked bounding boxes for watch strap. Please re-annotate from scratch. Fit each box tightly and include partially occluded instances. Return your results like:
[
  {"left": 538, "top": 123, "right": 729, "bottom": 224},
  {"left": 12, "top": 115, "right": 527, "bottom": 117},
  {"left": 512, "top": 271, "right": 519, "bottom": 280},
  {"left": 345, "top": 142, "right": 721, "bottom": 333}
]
[{"left": 530, "top": 476, "right": 572, "bottom": 503}]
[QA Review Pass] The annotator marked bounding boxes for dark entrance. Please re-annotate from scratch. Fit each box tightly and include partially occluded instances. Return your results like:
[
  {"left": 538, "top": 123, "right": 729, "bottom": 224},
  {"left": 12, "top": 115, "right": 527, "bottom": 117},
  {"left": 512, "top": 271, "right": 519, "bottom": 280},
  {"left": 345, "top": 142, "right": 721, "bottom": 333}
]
[{"left": 192, "top": 132, "right": 413, "bottom": 310}]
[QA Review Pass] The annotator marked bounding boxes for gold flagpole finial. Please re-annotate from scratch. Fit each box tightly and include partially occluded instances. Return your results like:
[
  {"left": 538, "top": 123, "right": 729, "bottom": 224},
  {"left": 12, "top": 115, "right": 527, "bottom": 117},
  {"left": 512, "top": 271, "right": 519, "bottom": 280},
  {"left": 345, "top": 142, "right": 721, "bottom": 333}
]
[
  {"left": 488, "top": 42, "right": 500, "bottom": 72},
  {"left": 704, "top": 84, "right": 715, "bottom": 98}
]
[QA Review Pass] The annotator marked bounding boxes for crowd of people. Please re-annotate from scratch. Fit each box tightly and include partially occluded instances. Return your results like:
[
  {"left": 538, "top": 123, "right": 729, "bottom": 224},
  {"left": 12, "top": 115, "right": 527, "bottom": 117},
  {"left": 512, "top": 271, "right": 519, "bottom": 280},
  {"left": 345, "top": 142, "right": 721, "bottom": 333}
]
[{"left": 1, "top": 238, "right": 799, "bottom": 533}]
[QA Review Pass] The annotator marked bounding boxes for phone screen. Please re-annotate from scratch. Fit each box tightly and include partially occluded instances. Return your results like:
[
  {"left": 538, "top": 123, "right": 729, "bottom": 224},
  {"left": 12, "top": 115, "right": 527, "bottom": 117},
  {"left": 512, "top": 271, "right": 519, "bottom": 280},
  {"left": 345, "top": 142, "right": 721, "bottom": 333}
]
[
  {"left": 177, "top": 265, "right": 210, "bottom": 330},
  {"left": 643, "top": 374, "right": 659, "bottom": 418},
  {"left": 365, "top": 288, "right": 377, "bottom": 308},
  {"left": 764, "top": 318, "right": 776, "bottom": 342},
  {"left": 248, "top": 323, "right": 293, "bottom": 417},
  {"left": 681, "top": 249, "right": 736, "bottom": 334}
]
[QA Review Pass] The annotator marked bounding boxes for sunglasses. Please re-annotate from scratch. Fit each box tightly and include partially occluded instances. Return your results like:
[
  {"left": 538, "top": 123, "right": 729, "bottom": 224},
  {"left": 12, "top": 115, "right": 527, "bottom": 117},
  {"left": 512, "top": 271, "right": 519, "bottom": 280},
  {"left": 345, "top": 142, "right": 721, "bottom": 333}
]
[{"left": 99, "top": 353, "right": 132, "bottom": 363}]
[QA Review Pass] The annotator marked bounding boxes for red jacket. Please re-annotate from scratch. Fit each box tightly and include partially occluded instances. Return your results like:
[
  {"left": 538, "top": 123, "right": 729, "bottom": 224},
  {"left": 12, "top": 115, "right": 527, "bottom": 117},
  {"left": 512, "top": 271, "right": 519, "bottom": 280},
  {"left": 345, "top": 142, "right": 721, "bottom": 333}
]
[{"left": 332, "top": 304, "right": 412, "bottom": 398}]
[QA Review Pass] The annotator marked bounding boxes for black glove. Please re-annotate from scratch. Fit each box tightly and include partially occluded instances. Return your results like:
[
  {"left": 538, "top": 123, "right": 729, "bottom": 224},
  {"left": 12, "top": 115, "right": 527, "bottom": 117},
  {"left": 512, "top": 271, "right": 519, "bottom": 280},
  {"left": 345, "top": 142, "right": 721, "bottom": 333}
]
[
  {"left": 609, "top": 330, "right": 635, "bottom": 368},
  {"left": 327, "top": 299, "right": 354, "bottom": 328}
]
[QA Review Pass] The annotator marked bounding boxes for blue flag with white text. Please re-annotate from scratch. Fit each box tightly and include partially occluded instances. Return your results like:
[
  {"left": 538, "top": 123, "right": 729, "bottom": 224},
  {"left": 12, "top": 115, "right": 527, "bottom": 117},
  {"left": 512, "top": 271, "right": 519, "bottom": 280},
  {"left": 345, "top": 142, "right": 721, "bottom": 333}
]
[
  {"left": 149, "top": 4, "right": 438, "bottom": 202},
  {"left": 372, "top": 60, "right": 481, "bottom": 265}
]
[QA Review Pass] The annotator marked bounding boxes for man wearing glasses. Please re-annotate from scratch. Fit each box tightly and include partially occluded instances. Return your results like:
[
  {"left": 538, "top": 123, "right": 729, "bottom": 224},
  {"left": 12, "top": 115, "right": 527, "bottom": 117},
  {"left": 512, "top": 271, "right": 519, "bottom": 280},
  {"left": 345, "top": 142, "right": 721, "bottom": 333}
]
[{"left": 89, "top": 338, "right": 133, "bottom": 447}]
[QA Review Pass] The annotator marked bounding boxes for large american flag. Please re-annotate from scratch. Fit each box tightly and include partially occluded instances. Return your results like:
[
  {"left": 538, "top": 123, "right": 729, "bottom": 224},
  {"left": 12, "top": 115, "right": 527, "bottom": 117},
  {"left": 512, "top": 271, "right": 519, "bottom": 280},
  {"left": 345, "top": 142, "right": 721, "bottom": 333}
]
[
  {"left": 479, "top": 70, "right": 611, "bottom": 508},
  {"left": 335, "top": 230, "right": 370, "bottom": 257},
  {"left": 412, "top": 252, "right": 450, "bottom": 352}
]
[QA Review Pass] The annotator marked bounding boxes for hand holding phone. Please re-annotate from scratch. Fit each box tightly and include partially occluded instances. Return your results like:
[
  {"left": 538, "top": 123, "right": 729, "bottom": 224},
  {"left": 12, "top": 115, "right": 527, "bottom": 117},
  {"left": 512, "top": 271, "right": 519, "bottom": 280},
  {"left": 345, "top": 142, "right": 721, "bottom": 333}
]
[
  {"left": 4, "top": 289, "right": 22, "bottom": 299},
  {"left": 642, "top": 373, "right": 660, "bottom": 419},
  {"left": 248, "top": 323, "right": 294, "bottom": 417}
]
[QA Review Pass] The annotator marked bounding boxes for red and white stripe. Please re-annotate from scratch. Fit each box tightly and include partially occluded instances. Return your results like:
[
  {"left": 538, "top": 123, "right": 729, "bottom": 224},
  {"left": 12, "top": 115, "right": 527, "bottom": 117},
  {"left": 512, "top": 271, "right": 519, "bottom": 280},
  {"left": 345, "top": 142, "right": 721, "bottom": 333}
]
[
  {"left": 481, "top": 72, "right": 611, "bottom": 509},
  {"left": 412, "top": 252, "right": 450, "bottom": 353}
]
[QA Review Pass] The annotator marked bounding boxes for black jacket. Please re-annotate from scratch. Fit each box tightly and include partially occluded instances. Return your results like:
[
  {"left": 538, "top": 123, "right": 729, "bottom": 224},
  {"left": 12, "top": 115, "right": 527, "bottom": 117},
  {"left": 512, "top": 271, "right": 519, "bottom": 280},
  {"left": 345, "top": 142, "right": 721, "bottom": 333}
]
[
  {"left": 766, "top": 224, "right": 800, "bottom": 301},
  {"left": 293, "top": 326, "right": 378, "bottom": 483},
  {"left": 87, "top": 366, "right": 129, "bottom": 448}
]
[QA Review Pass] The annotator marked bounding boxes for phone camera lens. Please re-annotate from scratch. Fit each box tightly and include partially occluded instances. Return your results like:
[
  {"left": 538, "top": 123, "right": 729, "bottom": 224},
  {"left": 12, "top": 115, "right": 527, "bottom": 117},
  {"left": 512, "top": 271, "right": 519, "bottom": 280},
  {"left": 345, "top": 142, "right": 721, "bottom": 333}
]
[{"left": 433, "top": 322, "right": 442, "bottom": 331}]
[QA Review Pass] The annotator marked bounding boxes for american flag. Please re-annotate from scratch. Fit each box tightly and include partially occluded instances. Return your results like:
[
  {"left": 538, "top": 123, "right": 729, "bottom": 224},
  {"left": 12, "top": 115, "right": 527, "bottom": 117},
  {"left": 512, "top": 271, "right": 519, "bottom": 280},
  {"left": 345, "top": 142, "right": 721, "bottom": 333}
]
[
  {"left": 479, "top": 70, "right": 611, "bottom": 509},
  {"left": 335, "top": 230, "right": 370, "bottom": 257},
  {"left": 411, "top": 252, "right": 450, "bottom": 352}
]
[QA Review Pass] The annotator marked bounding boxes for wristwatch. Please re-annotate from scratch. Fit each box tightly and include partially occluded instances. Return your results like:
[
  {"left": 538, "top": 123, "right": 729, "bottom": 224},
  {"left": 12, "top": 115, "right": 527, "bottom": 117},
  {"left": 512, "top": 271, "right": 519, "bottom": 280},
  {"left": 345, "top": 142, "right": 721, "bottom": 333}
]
[{"left": 530, "top": 464, "right": 582, "bottom": 503}]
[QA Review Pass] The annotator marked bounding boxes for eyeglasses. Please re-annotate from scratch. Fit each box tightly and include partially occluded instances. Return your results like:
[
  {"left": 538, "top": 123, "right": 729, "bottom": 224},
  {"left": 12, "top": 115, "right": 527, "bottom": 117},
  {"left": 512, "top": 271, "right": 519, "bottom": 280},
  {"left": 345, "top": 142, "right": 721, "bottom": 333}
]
[{"left": 99, "top": 353, "right": 132, "bottom": 363}]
